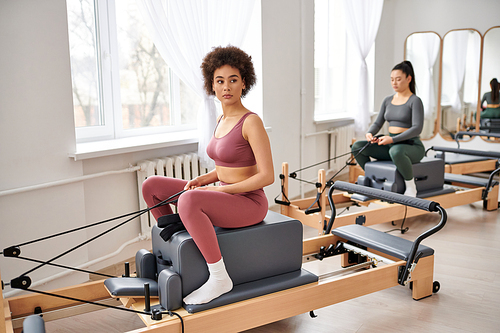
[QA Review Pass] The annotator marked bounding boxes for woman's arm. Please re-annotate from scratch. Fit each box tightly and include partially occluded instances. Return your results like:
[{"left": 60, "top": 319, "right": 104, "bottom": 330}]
[
  {"left": 184, "top": 169, "right": 219, "bottom": 190},
  {"left": 481, "top": 93, "right": 487, "bottom": 111},
  {"left": 216, "top": 114, "right": 274, "bottom": 194},
  {"left": 367, "top": 97, "right": 389, "bottom": 138}
]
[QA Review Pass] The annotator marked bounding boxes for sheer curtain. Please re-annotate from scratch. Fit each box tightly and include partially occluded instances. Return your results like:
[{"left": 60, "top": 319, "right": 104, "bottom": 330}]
[
  {"left": 137, "top": 0, "right": 255, "bottom": 168},
  {"left": 342, "top": 0, "right": 383, "bottom": 138},
  {"left": 463, "top": 32, "right": 481, "bottom": 111},
  {"left": 443, "top": 31, "right": 469, "bottom": 115},
  {"left": 409, "top": 34, "right": 440, "bottom": 120}
]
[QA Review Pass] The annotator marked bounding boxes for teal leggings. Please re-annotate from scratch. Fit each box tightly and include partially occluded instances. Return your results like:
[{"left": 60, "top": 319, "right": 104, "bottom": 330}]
[{"left": 351, "top": 136, "right": 425, "bottom": 180}]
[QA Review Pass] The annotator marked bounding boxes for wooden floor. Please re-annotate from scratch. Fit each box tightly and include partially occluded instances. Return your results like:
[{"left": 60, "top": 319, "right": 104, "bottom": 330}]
[{"left": 44, "top": 201, "right": 500, "bottom": 333}]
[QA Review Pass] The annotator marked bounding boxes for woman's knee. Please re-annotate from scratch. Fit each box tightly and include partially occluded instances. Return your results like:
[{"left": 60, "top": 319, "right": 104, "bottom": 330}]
[
  {"left": 177, "top": 191, "right": 203, "bottom": 218},
  {"left": 141, "top": 176, "right": 162, "bottom": 199},
  {"left": 352, "top": 140, "right": 368, "bottom": 152},
  {"left": 388, "top": 145, "right": 406, "bottom": 160}
]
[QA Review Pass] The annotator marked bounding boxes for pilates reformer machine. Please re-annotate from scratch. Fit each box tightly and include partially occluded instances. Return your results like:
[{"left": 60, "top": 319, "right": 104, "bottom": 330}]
[
  {"left": 349, "top": 132, "right": 500, "bottom": 182},
  {"left": 427, "top": 131, "right": 500, "bottom": 175},
  {"left": 277, "top": 143, "right": 499, "bottom": 236},
  {"left": 2, "top": 182, "right": 447, "bottom": 333}
]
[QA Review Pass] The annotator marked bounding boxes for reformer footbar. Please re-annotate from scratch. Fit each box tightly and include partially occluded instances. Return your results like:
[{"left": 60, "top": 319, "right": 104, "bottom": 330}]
[{"left": 328, "top": 181, "right": 446, "bottom": 287}]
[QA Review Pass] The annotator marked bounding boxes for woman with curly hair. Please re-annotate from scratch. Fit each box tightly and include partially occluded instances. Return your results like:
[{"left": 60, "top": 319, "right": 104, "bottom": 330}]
[{"left": 142, "top": 46, "right": 274, "bottom": 305}]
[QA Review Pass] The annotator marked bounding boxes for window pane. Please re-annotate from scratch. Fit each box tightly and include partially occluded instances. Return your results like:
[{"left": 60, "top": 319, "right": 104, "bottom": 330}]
[
  {"left": 67, "top": 0, "right": 102, "bottom": 128},
  {"left": 115, "top": 0, "right": 171, "bottom": 129},
  {"left": 180, "top": 80, "right": 201, "bottom": 125},
  {"left": 314, "top": 0, "right": 347, "bottom": 117}
]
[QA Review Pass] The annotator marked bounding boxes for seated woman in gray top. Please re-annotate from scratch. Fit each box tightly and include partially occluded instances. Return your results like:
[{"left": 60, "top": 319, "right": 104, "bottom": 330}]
[
  {"left": 352, "top": 61, "right": 425, "bottom": 197},
  {"left": 480, "top": 78, "right": 500, "bottom": 119}
]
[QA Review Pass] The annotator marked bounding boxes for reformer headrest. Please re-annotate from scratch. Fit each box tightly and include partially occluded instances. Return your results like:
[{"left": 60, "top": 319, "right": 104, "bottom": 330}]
[{"left": 333, "top": 181, "right": 439, "bottom": 212}]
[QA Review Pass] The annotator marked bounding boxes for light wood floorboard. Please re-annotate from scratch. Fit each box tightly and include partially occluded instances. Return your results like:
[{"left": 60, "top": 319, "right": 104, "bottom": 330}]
[{"left": 44, "top": 202, "right": 499, "bottom": 332}]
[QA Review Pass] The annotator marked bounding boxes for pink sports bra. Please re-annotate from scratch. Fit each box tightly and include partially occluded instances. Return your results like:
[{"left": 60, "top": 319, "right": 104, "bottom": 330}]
[{"left": 206, "top": 112, "right": 257, "bottom": 168}]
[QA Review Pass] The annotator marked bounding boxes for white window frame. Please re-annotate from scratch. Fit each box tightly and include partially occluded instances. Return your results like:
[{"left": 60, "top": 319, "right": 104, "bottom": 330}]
[
  {"left": 72, "top": 0, "right": 197, "bottom": 144},
  {"left": 313, "top": 0, "right": 375, "bottom": 122}
]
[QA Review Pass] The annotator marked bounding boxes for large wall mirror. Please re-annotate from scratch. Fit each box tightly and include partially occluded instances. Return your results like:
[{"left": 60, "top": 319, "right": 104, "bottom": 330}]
[
  {"left": 440, "top": 29, "right": 481, "bottom": 140},
  {"left": 405, "top": 32, "right": 441, "bottom": 139},
  {"left": 479, "top": 26, "right": 500, "bottom": 141}
]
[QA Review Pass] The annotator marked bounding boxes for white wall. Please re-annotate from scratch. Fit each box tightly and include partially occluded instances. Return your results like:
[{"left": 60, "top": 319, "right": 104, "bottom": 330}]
[{"left": 1, "top": 0, "right": 499, "bottom": 294}]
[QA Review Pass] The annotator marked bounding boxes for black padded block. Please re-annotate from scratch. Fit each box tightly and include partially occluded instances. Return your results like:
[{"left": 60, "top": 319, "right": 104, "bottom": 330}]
[
  {"left": 332, "top": 224, "right": 434, "bottom": 260},
  {"left": 355, "top": 157, "right": 451, "bottom": 199},
  {"left": 104, "top": 277, "right": 158, "bottom": 297},
  {"left": 151, "top": 211, "right": 304, "bottom": 297},
  {"left": 184, "top": 269, "right": 318, "bottom": 313}
]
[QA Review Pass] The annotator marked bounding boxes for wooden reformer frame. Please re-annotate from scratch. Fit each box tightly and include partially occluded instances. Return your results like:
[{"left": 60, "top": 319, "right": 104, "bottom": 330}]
[
  {"left": 0, "top": 162, "right": 463, "bottom": 333},
  {"left": 281, "top": 161, "right": 499, "bottom": 236},
  {"left": 1, "top": 229, "right": 436, "bottom": 333}
]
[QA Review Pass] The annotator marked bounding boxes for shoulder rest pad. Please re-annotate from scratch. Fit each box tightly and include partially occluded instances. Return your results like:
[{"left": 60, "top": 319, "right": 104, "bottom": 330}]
[{"left": 104, "top": 277, "right": 158, "bottom": 297}]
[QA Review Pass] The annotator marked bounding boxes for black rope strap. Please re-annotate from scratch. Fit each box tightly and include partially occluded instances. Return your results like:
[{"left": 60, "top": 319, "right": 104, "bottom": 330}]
[
  {"left": 274, "top": 174, "right": 291, "bottom": 206},
  {"left": 4, "top": 189, "right": 188, "bottom": 332},
  {"left": 3, "top": 190, "right": 186, "bottom": 278}
]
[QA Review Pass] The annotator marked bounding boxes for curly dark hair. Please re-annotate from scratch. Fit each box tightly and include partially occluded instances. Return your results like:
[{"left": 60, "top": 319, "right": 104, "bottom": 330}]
[{"left": 201, "top": 45, "right": 256, "bottom": 98}]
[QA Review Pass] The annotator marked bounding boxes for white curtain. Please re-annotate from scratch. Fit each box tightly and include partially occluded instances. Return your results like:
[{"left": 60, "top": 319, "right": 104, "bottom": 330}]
[
  {"left": 463, "top": 32, "right": 481, "bottom": 111},
  {"left": 342, "top": 0, "right": 383, "bottom": 138},
  {"left": 444, "top": 31, "right": 469, "bottom": 114},
  {"left": 408, "top": 33, "right": 440, "bottom": 120},
  {"left": 137, "top": 0, "right": 255, "bottom": 168}
]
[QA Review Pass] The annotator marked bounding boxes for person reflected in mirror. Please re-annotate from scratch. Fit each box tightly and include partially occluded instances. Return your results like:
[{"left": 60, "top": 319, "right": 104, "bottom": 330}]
[
  {"left": 480, "top": 78, "right": 500, "bottom": 119},
  {"left": 351, "top": 61, "right": 425, "bottom": 197}
]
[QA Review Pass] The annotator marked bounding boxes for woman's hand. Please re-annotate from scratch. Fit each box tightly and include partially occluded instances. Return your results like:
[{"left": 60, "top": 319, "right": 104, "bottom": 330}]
[
  {"left": 191, "top": 185, "right": 226, "bottom": 193},
  {"left": 184, "top": 178, "right": 202, "bottom": 190},
  {"left": 377, "top": 135, "right": 394, "bottom": 145},
  {"left": 365, "top": 133, "right": 378, "bottom": 143}
]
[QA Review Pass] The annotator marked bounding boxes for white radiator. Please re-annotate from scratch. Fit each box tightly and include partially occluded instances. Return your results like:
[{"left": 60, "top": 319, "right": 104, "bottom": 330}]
[
  {"left": 136, "top": 153, "right": 209, "bottom": 237},
  {"left": 328, "top": 124, "right": 355, "bottom": 175}
]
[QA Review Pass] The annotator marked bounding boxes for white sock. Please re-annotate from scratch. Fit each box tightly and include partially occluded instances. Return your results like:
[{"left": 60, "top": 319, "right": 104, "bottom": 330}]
[
  {"left": 404, "top": 178, "right": 417, "bottom": 197},
  {"left": 183, "top": 257, "right": 233, "bottom": 305}
]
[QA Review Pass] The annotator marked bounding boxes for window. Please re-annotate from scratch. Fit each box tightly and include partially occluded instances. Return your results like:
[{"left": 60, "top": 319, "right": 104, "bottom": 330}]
[
  {"left": 67, "top": 0, "right": 200, "bottom": 143},
  {"left": 314, "top": 0, "right": 374, "bottom": 121}
]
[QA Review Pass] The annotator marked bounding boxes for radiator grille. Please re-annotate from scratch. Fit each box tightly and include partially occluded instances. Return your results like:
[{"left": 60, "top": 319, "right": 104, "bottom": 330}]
[
  {"left": 136, "top": 153, "right": 209, "bottom": 237},
  {"left": 329, "top": 124, "right": 355, "bottom": 175}
]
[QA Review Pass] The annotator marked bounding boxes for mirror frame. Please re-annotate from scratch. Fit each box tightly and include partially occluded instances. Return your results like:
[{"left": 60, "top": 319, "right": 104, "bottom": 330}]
[
  {"left": 439, "top": 28, "right": 482, "bottom": 141},
  {"left": 405, "top": 27, "right": 500, "bottom": 143},
  {"left": 404, "top": 31, "right": 442, "bottom": 140},
  {"left": 479, "top": 26, "right": 500, "bottom": 142}
]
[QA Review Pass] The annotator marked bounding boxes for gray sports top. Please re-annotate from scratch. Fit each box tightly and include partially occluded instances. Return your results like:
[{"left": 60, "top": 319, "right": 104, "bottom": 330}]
[
  {"left": 481, "top": 92, "right": 500, "bottom": 105},
  {"left": 368, "top": 94, "right": 424, "bottom": 143}
]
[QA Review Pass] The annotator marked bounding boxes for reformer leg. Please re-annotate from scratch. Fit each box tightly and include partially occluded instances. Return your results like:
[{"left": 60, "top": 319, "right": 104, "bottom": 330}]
[
  {"left": 409, "top": 255, "right": 434, "bottom": 300},
  {"left": 484, "top": 184, "right": 499, "bottom": 211}
]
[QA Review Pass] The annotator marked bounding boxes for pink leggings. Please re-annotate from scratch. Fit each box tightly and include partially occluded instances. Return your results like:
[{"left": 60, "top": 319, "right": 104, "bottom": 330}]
[{"left": 142, "top": 176, "right": 268, "bottom": 264}]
